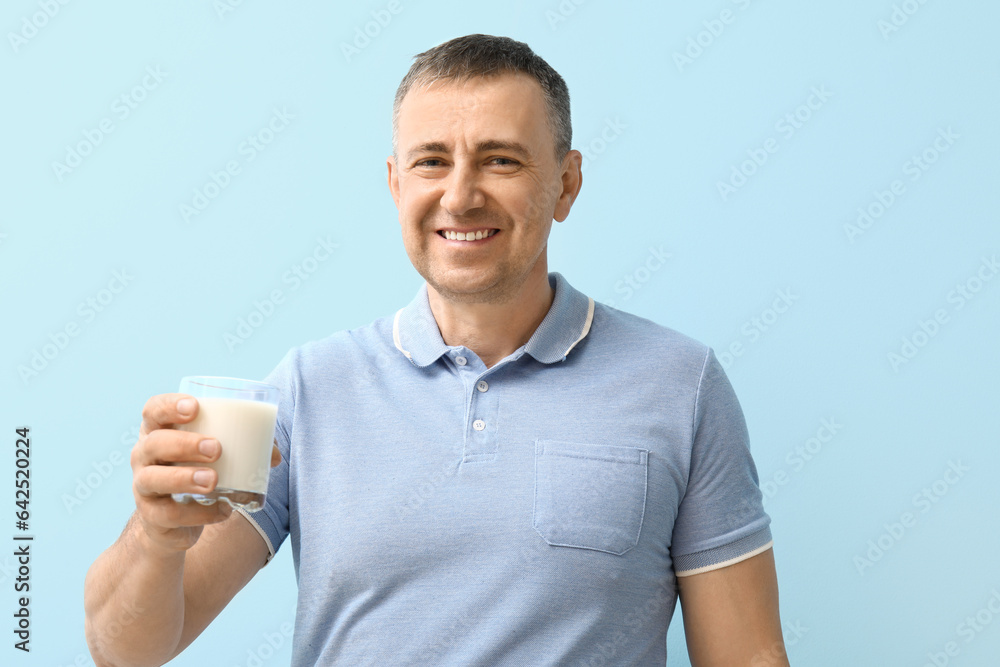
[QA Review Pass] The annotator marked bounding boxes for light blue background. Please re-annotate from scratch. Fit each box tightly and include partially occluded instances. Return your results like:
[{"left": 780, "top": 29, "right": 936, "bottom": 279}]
[{"left": 2, "top": 1, "right": 998, "bottom": 665}]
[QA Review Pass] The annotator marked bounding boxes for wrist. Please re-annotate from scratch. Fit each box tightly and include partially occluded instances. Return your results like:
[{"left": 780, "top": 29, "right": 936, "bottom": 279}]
[{"left": 128, "top": 516, "right": 188, "bottom": 564}]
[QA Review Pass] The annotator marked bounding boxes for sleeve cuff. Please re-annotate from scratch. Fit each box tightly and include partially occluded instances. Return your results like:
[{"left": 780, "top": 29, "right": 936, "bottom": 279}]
[
  {"left": 674, "top": 527, "right": 773, "bottom": 577},
  {"left": 236, "top": 506, "right": 277, "bottom": 566}
]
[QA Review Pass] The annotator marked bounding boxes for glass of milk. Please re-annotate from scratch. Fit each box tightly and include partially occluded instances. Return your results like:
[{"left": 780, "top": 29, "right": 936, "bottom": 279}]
[{"left": 171, "top": 376, "right": 280, "bottom": 511}]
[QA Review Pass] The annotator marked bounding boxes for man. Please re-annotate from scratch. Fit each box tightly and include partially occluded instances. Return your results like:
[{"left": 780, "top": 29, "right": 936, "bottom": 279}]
[{"left": 85, "top": 34, "right": 788, "bottom": 666}]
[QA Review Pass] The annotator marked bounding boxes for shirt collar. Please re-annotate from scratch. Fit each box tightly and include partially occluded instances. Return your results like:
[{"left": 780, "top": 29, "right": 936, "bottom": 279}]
[{"left": 392, "top": 272, "right": 595, "bottom": 367}]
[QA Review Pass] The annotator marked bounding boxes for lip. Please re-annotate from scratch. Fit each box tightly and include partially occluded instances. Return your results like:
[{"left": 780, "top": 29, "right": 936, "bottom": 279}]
[{"left": 435, "top": 226, "right": 499, "bottom": 233}]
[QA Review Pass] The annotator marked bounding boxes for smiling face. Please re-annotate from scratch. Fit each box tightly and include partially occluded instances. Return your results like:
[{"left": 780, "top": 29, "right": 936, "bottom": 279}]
[{"left": 388, "top": 73, "right": 581, "bottom": 305}]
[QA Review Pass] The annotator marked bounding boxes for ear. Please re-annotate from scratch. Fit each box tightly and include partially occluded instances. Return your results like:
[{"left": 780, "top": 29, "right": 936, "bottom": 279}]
[
  {"left": 553, "top": 150, "right": 583, "bottom": 222},
  {"left": 387, "top": 155, "right": 401, "bottom": 209}
]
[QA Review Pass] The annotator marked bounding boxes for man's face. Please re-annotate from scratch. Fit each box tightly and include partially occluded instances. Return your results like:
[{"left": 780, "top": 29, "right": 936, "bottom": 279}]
[{"left": 388, "top": 73, "right": 581, "bottom": 304}]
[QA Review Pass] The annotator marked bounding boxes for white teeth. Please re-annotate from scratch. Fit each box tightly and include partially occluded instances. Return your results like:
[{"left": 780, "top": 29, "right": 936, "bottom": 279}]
[{"left": 441, "top": 229, "right": 496, "bottom": 241}]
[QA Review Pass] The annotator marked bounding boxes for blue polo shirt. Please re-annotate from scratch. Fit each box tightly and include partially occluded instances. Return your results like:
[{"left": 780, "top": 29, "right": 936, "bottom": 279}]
[{"left": 239, "top": 272, "right": 772, "bottom": 666}]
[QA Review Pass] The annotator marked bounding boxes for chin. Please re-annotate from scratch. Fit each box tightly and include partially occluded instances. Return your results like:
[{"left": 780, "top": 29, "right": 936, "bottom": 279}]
[{"left": 431, "top": 270, "right": 528, "bottom": 306}]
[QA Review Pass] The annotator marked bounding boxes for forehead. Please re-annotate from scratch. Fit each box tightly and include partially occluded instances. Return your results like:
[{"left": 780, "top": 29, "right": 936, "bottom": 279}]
[{"left": 396, "top": 74, "right": 552, "bottom": 152}]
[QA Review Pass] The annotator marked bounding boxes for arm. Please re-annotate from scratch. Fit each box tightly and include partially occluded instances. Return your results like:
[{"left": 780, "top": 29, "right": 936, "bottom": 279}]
[
  {"left": 677, "top": 548, "right": 789, "bottom": 667},
  {"left": 84, "top": 510, "right": 269, "bottom": 666},
  {"left": 83, "top": 394, "right": 276, "bottom": 667}
]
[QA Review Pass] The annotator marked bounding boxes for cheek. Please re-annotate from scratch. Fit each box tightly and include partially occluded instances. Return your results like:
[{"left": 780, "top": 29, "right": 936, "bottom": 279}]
[
  {"left": 398, "top": 185, "right": 436, "bottom": 222},
  {"left": 518, "top": 189, "right": 556, "bottom": 226}
]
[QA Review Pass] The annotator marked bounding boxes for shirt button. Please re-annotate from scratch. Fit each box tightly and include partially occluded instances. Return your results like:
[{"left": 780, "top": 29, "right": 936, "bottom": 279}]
[
  {"left": 455, "top": 356, "right": 467, "bottom": 366},
  {"left": 476, "top": 380, "right": 489, "bottom": 392},
  {"left": 473, "top": 419, "right": 486, "bottom": 431}
]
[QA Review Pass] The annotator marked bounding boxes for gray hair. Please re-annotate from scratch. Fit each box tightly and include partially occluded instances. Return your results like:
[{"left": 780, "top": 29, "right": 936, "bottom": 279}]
[{"left": 392, "top": 34, "right": 572, "bottom": 160}]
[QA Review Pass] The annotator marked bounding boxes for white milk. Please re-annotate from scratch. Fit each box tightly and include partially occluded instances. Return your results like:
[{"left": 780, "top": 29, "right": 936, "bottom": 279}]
[{"left": 177, "top": 396, "right": 278, "bottom": 500}]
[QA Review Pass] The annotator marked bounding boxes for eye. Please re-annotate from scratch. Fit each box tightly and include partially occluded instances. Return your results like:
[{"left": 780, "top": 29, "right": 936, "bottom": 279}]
[
  {"left": 415, "top": 158, "right": 445, "bottom": 167},
  {"left": 487, "top": 156, "right": 521, "bottom": 172}
]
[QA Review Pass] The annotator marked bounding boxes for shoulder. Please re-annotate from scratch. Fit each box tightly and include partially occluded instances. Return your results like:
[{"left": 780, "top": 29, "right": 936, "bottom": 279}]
[
  {"left": 277, "top": 314, "right": 397, "bottom": 377},
  {"left": 589, "top": 301, "right": 711, "bottom": 374}
]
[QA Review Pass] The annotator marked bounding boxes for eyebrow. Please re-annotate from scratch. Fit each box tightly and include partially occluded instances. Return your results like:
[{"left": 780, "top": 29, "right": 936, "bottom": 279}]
[{"left": 406, "top": 140, "right": 532, "bottom": 162}]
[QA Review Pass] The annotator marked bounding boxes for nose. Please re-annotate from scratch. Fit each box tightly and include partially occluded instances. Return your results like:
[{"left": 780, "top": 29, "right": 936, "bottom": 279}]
[{"left": 439, "top": 162, "right": 486, "bottom": 216}]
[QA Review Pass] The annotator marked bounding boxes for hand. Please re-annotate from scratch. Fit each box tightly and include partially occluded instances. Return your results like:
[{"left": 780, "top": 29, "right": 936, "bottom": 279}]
[{"left": 130, "top": 394, "right": 282, "bottom": 555}]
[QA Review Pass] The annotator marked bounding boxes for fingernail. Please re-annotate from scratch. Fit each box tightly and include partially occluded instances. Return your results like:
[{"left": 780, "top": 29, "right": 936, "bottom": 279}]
[
  {"left": 193, "top": 470, "right": 212, "bottom": 487},
  {"left": 198, "top": 439, "right": 219, "bottom": 457},
  {"left": 177, "top": 399, "right": 196, "bottom": 416}
]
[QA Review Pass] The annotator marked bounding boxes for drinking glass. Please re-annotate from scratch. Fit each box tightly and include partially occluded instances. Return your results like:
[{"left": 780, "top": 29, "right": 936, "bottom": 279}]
[{"left": 171, "top": 376, "right": 279, "bottom": 511}]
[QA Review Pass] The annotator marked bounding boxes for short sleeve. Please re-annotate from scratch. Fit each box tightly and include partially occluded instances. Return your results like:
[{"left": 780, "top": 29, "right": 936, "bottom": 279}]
[
  {"left": 235, "top": 347, "right": 296, "bottom": 565},
  {"left": 670, "top": 348, "right": 772, "bottom": 576}
]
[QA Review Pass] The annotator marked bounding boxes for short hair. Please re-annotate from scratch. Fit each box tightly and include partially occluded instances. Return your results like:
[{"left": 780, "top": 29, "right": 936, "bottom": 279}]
[{"left": 392, "top": 34, "right": 572, "bottom": 160}]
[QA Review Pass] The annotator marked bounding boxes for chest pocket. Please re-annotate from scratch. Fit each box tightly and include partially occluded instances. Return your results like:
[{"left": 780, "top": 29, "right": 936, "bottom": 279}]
[{"left": 533, "top": 439, "right": 649, "bottom": 556}]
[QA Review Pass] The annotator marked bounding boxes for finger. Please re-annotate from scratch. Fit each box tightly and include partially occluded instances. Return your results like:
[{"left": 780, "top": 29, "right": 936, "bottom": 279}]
[
  {"left": 134, "top": 464, "right": 218, "bottom": 498},
  {"left": 140, "top": 495, "right": 233, "bottom": 529},
  {"left": 270, "top": 442, "right": 282, "bottom": 468},
  {"left": 140, "top": 393, "right": 200, "bottom": 437},
  {"left": 135, "top": 429, "right": 220, "bottom": 468}
]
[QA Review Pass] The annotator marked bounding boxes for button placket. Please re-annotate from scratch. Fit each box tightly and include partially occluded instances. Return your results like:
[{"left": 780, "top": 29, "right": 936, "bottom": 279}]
[{"left": 462, "top": 368, "right": 503, "bottom": 464}]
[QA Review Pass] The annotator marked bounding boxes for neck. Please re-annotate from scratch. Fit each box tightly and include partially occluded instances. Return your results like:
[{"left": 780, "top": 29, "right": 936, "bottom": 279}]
[{"left": 427, "top": 263, "right": 555, "bottom": 369}]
